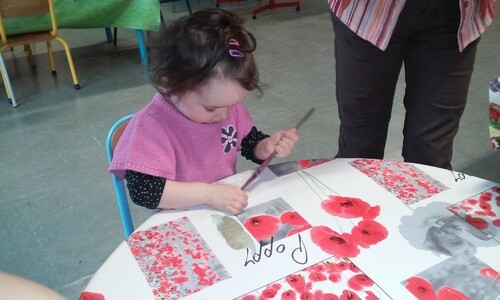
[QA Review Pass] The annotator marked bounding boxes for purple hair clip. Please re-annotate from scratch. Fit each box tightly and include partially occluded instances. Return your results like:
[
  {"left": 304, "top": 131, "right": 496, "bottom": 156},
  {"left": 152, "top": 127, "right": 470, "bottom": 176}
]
[{"left": 228, "top": 39, "right": 244, "bottom": 58}]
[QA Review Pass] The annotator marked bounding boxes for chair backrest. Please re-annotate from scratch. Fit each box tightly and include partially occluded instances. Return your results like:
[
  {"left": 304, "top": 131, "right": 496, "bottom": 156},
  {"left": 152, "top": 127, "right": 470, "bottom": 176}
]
[
  {"left": 0, "top": 0, "right": 58, "bottom": 41},
  {"left": 0, "top": 0, "right": 49, "bottom": 18},
  {"left": 106, "top": 115, "right": 134, "bottom": 238}
]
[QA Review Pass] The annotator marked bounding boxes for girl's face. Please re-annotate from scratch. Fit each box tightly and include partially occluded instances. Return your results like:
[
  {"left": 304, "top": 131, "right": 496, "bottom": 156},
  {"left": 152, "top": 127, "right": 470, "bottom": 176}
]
[{"left": 175, "top": 77, "right": 249, "bottom": 124}]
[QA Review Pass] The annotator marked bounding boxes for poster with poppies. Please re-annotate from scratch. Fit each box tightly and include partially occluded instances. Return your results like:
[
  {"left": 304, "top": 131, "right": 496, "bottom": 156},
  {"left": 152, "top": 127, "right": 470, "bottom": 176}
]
[
  {"left": 349, "top": 159, "right": 449, "bottom": 205},
  {"left": 188, "top": 164, "right": 395, "bottom": 299},
  {"left": 308, "top": 195, "right": 388, "bottom": 258},
  {"left": 395, "top": 198, "right": 500, "bottom": 300},
  {"left": 235, "top": 198, "right": 312, "bottom": 246},
  {"left": 448, "top": 185, "right": 500, "bottom": 239},
  {"left": 402, "top": 256, "right": 500, "bottom": 299},
  {"left": 126, "top": 217, "right": 231, "bottom": 299},
  {"left": 236, "top": 258, "right": 388, "bottom": 300},
  {"left": 300, "top": 160, "right": 499, "bottom": 299},
  {"left": 84, "top": 159, "right": 500, "bottom": 300}
]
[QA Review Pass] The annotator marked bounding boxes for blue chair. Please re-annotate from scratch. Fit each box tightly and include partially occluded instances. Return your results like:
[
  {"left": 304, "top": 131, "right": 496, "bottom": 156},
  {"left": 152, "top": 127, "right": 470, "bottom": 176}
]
[{"left": 106, "top": 115, "right": 134, "bottom": 237}]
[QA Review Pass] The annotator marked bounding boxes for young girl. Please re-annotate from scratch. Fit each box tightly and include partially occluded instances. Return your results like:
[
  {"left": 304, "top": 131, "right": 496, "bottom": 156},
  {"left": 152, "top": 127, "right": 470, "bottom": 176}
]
[{"left": 109, "top": 8, "right": 299, "bottom": 215}]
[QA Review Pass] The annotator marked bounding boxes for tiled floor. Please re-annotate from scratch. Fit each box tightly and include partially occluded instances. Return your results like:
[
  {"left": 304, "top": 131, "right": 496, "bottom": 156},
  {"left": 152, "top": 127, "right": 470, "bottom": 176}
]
[{"left": 0, "top": 1, "right": 498, "bottom": 299}]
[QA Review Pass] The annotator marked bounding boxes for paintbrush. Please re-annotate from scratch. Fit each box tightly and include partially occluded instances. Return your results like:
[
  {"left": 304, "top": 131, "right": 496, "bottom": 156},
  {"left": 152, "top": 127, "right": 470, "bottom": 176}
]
[{"left": 241, "top": 107, "right": 316, "bottom": 190}]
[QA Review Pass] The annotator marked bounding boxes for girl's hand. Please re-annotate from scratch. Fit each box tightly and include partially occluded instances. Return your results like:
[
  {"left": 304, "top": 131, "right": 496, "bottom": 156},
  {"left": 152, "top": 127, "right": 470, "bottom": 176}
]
[
  {"left": 256, "top": 128, "right": 299, "bottom": 160},
  {"left": 206, "top": 183, "right": 248, "bottom": 214}
]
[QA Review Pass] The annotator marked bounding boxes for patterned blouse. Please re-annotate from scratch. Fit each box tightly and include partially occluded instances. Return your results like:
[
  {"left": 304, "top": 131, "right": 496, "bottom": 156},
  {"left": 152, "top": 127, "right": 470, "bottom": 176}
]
[{"left": 328, "top": 0, "right": 496, "bottom": 51}]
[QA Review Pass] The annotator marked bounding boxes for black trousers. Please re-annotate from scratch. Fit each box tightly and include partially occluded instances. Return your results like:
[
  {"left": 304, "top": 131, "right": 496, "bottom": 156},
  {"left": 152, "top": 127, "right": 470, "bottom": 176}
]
[{"left": 331, "top": 0, "right": 479, "bottom": 169}]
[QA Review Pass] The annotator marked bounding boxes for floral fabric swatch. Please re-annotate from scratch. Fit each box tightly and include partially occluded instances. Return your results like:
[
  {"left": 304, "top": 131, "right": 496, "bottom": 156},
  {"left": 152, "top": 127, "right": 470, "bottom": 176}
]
[
  {"left": 448, "top": 185, "right": 500, "bottom": 239},
  {"left": 236, "top": 258, "right": 385, "bottom": 299},
  {"left": 350, "top": 159, "right": 448, "bottom": 205},
  {"left": 127, "top": 217, "right": 231, "bottom": 299}
]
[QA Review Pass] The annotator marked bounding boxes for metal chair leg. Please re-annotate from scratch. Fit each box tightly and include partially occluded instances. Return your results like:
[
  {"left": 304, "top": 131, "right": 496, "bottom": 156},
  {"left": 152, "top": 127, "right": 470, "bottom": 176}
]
[
  {"left": 54, "top": 37, "right": 80, "bottom": 89},
  {"left": 46, "top": 41, "right": 57, "bottom": 75},
  {"left": 136, "top": 30, "right": 149, "bottom": 66},
  {"left": 105, "top": 27, "right": 113, "bottom": 43},
  {"left": 24, "top": 44, "right": 36, "bottom": 68},
  {"left": 0, "top": 55, "right": 18, "bottom": 107}
]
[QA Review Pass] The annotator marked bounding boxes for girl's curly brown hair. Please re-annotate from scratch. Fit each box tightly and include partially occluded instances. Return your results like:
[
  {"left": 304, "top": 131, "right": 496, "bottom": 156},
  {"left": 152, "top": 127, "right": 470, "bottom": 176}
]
[{"left": 150, "top": 8, "right": 262, "bottom": 98}]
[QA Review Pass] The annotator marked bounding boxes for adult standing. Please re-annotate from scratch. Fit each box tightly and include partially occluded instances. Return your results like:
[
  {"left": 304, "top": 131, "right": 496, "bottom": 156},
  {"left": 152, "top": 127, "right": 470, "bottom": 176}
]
[{"left": 329, "top": 0, "right": 496, "bottom": 169}]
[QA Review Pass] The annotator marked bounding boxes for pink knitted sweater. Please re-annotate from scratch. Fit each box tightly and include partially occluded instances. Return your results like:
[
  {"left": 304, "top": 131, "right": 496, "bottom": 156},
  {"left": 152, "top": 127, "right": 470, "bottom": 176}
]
[{"left": 109, "top": 93, "right": 253, "bottom": 183}]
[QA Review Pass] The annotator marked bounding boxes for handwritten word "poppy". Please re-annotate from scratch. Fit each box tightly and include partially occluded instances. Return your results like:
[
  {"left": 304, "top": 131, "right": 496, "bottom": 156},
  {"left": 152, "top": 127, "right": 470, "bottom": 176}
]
[{"left": 244, "top": 234, "right": 308, "bottom": 267}]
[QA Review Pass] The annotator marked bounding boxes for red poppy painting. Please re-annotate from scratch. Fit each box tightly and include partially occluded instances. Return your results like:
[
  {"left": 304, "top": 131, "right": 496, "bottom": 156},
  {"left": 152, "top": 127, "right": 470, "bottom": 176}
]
[
  {"left": 339, "top": 289, "right": 361, "bottom": 300},
  {"left": 280, "top": 211, "right": 313, "bottom": 237},
  {"left": 236, "top": 258, "right": 386, "bottom": 299},
  {"left": 351, "top": 220, "right": 388, "bottom": 248},
  {"left": 310, "top": 226, "right": 360, "bottom": 258},
  {"left": 405, "top": 276, "right": 437, "bottom": 300},
  {"left": 297, "top": 159, "right": 333, "bottom": 169},
  {"left": 280, "top": 211, "right": 309, "bottom": 227},
  {"left": 479, "top": 267, "right": 500, "bottom": 283},
  {"left": 126, "top": 217, "right": 230, "bottom": 299},
  {"left": 349, "top": 159, "right": 448, "bottom": 205},
  {"left": 405, "top": 277, "right": 470, "bottom": 300},
  {"left": 237, "top": 198, "right": 312, "bottom": 245},
  {"left": 448, "top": 185, "right": 499, "bottom": 240},
  {"left": 244, "top": 214, "right": 281, "bottom": 241},
  {"left": 435, "top": 286, "right": 469, "bottom": 300},
  {"left": 311, "top": 193, "right": 388, "bottom": 259},
  {"left": 403, "top": 255, "right": 499, "bottom": 299},
  {"left": 465, "top": 215, "right": 489, "bottom": 230},
  {"left": 287, "top": 224, "right": 313, "bottom": 237},
  {"left": 321, "top": 196, "right": 371, "bottom": 219},
  {"left": 347, "top": 274, "right": 374, "bottom": 291},
  {"left": 281, "top": 289, "right": 297, "bottom": 300}
]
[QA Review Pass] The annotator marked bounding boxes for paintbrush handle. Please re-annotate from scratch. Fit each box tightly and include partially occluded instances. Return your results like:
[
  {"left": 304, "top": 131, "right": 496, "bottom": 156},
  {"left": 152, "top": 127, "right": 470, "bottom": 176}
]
[
  {"left": 240, "top": 107, "right": 316, "bottom": 190},
  {"left": 294, "top": 107, "right": 316, "bottom": 130},
  {"left": 240, "top": 151, "right": 277, "bottom": 190}
]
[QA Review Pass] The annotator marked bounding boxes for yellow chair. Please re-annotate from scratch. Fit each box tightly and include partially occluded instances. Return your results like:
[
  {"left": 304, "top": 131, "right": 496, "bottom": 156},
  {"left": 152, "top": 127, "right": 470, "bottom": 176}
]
[{"left": 0, "top": 0, "right": 80, "bottom": 104}]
